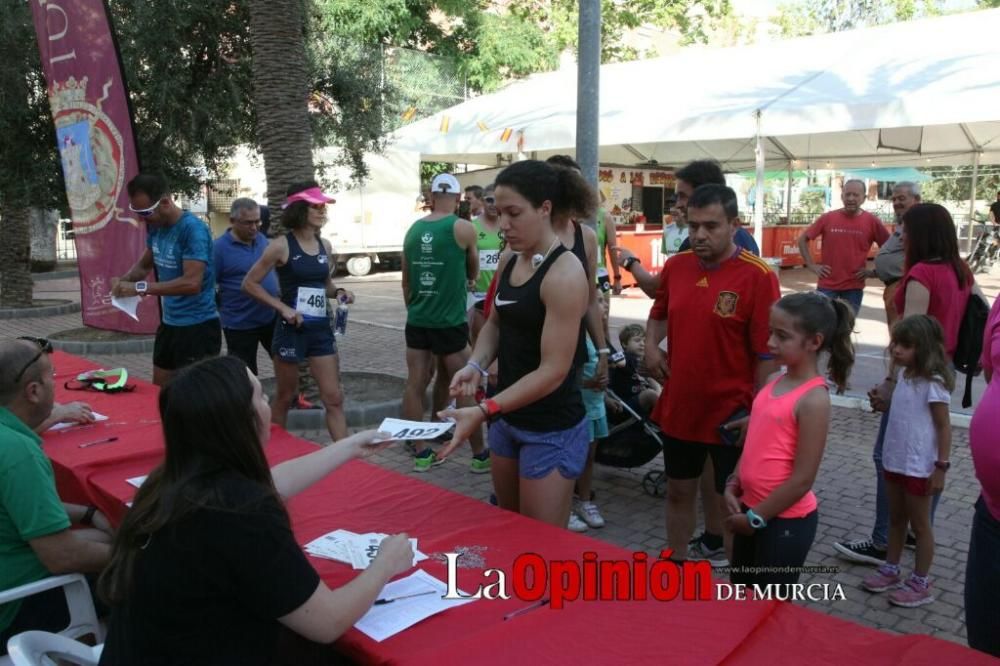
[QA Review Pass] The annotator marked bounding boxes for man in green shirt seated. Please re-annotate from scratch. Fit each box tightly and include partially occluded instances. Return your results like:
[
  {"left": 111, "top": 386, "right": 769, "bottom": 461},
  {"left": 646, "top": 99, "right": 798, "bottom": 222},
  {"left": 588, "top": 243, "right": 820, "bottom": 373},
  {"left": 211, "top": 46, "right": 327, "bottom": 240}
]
[{"left": 0, "top": 338, "right": 113, "bottom": 651}]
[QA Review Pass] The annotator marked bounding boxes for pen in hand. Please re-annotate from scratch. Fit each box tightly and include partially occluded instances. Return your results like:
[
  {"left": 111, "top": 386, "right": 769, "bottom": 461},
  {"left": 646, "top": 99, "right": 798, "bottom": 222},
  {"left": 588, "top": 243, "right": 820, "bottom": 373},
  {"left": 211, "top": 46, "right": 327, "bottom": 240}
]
[
  {"left": 373, "top": 590, "right": 437, "bottom": 605},
  {"left": 79, "top": 436, "right": 119, "bottom": 448}
]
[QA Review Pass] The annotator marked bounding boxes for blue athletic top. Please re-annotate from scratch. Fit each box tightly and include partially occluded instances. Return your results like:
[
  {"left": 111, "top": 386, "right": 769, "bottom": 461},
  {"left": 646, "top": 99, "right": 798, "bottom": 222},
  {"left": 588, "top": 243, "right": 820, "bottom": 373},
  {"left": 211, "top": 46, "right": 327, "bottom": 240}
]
[
  {"left": 276, "top": 233, "right": 330, "bottom": 322},
  {"left": 145, "top": 211, "right": 217, "bottom": 326}
]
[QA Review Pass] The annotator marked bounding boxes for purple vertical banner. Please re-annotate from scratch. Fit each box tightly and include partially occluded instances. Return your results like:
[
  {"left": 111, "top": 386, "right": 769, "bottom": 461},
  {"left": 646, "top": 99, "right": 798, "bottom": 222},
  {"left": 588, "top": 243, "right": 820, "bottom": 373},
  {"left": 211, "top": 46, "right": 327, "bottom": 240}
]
[{"left": 30, "top": 0, "right": 159, "bottom": 333}]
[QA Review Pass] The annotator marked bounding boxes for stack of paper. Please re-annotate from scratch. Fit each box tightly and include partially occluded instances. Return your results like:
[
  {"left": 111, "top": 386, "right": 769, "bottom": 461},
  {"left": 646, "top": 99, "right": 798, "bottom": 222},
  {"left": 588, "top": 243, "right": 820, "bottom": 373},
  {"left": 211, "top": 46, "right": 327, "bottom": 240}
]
[
  {"left": 48, "top": 412, "right": 109, "bottom": 431},
  {"left": 305, "top": 529, "right": 427, "bottom": 569}
]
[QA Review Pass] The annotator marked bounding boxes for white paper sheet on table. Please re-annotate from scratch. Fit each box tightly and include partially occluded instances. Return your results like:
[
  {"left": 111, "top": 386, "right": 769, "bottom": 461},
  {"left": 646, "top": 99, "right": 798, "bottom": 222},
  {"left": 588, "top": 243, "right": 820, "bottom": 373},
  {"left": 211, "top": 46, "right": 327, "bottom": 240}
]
[
  {"left": 374, "top": 418, "right": 453, "bottom": 442},
  {"left": 354, "top": 570, "right": 476, "bottom": 642},
  {"left": 47, "top": 412, "right": 109, "bottom": 431},
  {"left": 305, "top": 530, "right": 426, "bottom": 569},
  {"left": 111, "top": 295, "right": 141, "bottom": 321},
  {"left": 126, "top": 475, "right": 147, "bottom": 489}
]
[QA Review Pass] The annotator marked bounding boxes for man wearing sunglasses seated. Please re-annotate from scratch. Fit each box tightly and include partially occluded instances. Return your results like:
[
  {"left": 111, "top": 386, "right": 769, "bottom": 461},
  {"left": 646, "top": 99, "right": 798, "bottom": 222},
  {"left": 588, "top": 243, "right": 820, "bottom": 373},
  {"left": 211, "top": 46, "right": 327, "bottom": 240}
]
[
  {"left": 112, "top": 174, "right": 221, "bottom": 386},
  {"left": 0, "top": 338, "right": 113, "bottom": 652}
]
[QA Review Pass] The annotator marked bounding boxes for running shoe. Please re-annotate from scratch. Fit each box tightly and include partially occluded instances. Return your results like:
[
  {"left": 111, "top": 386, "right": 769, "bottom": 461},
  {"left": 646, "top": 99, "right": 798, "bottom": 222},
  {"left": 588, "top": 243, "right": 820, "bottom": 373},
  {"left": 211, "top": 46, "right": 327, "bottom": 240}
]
[
  {"left": 688, "top": 532, "right": 706, "bottom": 547},
  {"left": 688, "top": 539, "right": 729, "bottom": 568},
  {"left": 413, "top": 449, "right": 443, "bottom": 472},
  {"left": 833, "top": 539, "right": 886, "bottom": 566},
  {"left": 567, "top": 512, "right": 588, "bottom": 532},
  {"left": 296, "top": 393, "right": 321, "bottom": 409},
  {"left": 861, "top": 565, "right": 902, "bottom": 593},
  {"left": 574, "top": 500, "right": 605, "bottom": 528},
  {"left": 888, "top": 577, "right": 934, "bottom": 608},
  {"left": 470, "top": 450, "right": 491, "bottom": 474}
]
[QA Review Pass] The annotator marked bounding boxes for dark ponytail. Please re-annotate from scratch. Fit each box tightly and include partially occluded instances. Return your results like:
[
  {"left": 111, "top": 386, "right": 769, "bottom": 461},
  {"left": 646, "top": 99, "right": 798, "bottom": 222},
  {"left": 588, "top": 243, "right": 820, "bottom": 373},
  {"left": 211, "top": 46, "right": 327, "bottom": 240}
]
[
  {"left": 826, "top": 298, "right": 856, "bottom": 393},
  {"left": 775, "top": 292, "right": 856, "bottom": 392},
  {"left": 495, "top": 159, "right": 597, "bottom": 222}
]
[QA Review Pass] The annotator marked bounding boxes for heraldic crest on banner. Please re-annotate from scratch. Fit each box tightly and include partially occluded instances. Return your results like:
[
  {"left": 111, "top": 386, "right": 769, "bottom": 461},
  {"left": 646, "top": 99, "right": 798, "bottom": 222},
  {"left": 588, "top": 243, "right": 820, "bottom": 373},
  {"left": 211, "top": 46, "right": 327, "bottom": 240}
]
[{"left": 50, "top": 76, "right": 129, "bottom": 235}]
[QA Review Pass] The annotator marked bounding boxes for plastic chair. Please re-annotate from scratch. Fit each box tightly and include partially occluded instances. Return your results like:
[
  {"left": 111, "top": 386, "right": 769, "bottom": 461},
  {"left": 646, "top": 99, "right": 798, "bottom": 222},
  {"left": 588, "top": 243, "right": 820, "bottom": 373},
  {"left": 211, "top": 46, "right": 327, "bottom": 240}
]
[
  {"left": 0, "top": 575, "right": 103, "bottom": 666},
  {"left": 6, "top": 631, "right": 102, "bottom": 666}
]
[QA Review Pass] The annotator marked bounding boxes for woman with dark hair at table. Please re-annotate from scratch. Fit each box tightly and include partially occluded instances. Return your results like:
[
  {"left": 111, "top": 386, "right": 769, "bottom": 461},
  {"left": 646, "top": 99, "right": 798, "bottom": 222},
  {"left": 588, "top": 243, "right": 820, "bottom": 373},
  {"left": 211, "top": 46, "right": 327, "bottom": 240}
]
[
  {"left": 97, "top": 356, "right": 413, "bottom": 666},
  {"left": 440, "top": 160, "right": 594, "bottom": 527}
]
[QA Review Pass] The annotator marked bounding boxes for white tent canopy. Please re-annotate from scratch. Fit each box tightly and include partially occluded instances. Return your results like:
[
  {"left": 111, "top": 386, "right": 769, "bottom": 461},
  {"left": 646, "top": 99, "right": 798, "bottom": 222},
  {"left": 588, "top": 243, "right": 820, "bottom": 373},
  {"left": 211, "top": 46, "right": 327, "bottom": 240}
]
[{"left": 391, "top": 9, "right": 1000, "bottom": 172}]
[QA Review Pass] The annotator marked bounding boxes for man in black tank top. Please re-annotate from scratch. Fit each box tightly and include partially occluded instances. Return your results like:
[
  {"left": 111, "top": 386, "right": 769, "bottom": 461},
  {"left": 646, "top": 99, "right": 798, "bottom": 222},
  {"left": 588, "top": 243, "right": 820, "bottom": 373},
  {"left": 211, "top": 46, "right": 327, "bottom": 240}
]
[{"left": 439, "top": 160, "right": 594, "bottom": 528}]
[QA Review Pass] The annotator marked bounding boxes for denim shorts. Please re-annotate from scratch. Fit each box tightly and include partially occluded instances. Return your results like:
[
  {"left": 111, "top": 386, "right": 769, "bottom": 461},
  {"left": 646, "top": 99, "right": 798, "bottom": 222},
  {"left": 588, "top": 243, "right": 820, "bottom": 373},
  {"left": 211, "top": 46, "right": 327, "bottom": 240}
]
[
  {"left": 272, "top": 318, "right": 337, "bottom": 364},
  {"left": 488, "top": 417, "right": 590, "bottom": 480}
]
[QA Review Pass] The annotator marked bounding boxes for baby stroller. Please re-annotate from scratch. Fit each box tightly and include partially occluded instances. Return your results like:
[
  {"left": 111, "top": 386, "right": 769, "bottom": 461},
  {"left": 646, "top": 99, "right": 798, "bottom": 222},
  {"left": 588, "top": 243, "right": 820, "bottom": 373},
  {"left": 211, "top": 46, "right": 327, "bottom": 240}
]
[{"left": 595, "top": 389, "right": 666, "bottom": 497}]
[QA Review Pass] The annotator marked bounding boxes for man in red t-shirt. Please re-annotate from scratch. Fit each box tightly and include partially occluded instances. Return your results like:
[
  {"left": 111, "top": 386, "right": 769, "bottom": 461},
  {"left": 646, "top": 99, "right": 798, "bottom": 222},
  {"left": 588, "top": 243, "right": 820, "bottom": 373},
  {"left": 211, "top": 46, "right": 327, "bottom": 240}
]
[
  {"left": 797, "top": 179, "right": 889, "bottom": 314},
  {"left": 644, "top": 184, "right": 780, "bottom": 563}
]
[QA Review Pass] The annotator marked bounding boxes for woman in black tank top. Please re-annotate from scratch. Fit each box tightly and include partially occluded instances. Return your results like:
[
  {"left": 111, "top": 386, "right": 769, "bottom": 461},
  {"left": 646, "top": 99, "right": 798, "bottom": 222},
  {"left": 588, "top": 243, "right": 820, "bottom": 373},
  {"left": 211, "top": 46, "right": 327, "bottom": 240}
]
[{"left": 439, "top": 160, "right": 597, "bottom": 527}]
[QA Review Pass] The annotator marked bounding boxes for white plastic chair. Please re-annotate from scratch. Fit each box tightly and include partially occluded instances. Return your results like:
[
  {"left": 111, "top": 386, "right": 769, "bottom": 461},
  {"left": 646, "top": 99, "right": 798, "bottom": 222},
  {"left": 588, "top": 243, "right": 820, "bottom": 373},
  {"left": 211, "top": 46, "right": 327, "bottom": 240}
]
[
  {"left": 6, "top": 631, "right": 102, "bottom": 666},
  {"left": 0, "top": 575, "right": 103, "bottom": 666}
]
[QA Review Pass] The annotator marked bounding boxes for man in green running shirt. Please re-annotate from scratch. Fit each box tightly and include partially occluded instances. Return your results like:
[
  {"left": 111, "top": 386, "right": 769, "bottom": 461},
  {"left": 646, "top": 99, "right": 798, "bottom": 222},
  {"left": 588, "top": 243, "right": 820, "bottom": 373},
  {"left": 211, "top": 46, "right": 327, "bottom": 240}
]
[
  {"left": 402, "top": 173, "right": 489, "bottom": 474},
  {"left": 469, "top": 184, "right": 503, "bottom": 342}
]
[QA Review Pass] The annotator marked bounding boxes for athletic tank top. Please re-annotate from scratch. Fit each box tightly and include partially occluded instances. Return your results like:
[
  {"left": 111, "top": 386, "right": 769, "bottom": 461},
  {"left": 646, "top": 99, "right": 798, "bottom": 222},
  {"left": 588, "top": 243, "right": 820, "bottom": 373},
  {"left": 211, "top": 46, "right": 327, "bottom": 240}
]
[
  {"left": 472, "top": 217, "right": 503, "bottom": 293},
  {"left": 570, "top": 221, "right": 590, "bottom": 279},
  {"left": 403, "top": 215, "right": 468, "bottom": 328},
  {"left": 740, "top": 375, "right": 828, "bottom": 519},
  {"left": 494, "top": 246, "right": 586, "bottom": 431},
  {"left": 276, "top": 233, "right": 330, "bottom": 322}
]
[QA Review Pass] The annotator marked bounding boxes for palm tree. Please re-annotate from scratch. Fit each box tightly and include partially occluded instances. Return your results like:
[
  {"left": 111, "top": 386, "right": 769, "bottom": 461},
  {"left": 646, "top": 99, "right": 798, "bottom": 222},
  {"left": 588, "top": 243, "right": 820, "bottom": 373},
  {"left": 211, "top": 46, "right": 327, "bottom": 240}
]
[
  {"left": 248, "top": 0, "right": 315, "bottom": 235},
  {"left": 0, "top": 208, "right": 33, "bottom": 307}
]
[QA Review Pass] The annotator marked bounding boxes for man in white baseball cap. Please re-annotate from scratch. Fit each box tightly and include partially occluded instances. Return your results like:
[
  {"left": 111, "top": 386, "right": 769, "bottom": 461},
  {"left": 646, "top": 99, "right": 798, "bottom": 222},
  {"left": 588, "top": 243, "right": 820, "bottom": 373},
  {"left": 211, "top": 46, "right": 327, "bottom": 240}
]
[{"left": 431, "top": 173, "right": 461, "bottom": 194}]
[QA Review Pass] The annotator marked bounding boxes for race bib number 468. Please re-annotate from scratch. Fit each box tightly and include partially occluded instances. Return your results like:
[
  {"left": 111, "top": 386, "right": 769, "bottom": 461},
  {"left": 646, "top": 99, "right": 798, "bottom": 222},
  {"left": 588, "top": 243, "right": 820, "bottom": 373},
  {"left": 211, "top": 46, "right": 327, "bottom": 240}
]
[{"left": 296, "top": 287, "right": 327, "bottom": 317}]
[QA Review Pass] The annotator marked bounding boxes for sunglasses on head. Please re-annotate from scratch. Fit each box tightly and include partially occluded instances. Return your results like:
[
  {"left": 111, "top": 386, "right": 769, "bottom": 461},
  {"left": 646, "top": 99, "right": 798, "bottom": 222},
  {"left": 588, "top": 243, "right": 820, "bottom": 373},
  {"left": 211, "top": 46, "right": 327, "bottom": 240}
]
[
  {"left": 129, "top": 200, "right": 161, "bottom": 218},
  {"left": 13, "top": 336, "right": 53, "bottom": 384}
]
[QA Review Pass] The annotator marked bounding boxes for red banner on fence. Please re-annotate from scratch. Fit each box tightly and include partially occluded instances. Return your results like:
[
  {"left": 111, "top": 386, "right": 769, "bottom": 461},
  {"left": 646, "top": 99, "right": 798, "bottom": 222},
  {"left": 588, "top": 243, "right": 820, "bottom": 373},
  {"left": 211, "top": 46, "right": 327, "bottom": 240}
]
[{"left": 30, "top": 0, "right": 159, "bottom": 333}]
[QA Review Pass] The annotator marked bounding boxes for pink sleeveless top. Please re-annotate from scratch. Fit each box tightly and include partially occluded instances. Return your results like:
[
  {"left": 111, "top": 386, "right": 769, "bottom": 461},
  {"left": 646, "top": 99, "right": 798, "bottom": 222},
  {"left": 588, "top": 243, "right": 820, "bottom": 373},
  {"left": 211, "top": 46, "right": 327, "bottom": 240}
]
[{"left": 740, "top": 375, "right": 828, "bottom": 519}]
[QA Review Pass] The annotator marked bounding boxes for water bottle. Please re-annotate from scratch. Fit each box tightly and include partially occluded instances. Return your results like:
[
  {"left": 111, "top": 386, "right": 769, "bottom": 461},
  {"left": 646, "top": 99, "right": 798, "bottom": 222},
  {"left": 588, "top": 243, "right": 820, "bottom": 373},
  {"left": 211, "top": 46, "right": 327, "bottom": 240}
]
[{"left": 334, "top": 295, "right": 349, "bottom": 336}]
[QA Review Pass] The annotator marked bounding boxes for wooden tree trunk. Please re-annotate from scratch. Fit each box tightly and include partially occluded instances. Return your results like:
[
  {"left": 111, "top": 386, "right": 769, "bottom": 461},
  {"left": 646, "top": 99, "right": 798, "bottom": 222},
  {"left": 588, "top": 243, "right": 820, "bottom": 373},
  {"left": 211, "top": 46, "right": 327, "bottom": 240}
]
[
  {"left": 0, "top": 207, "right": 34, "bottom": 307},
  {"left": 248, "top": 0, "right": 315, "bottom": 238},
  {"left": 248, "top": 0, "right": 321, "bottom": 402}
]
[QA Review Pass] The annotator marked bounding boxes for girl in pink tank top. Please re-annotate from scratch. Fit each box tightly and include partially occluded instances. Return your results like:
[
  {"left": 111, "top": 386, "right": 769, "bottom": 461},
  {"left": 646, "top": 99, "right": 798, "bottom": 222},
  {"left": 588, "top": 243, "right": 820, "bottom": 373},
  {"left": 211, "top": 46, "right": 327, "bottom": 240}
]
[{"left": 724, "top": 292, "right": 855, "bottom": 586}]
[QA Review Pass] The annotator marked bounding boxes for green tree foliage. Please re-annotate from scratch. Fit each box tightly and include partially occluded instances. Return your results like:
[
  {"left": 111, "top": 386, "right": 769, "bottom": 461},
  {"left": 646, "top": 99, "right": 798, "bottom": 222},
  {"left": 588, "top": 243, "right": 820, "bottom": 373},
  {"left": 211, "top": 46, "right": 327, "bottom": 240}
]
[
  {"left": 108, "top": 1, "right": 256, "bottom": 196},
  {"left": 920, "top": 167, "right": 1000, "bottom": 212},
  {"left": 772, "top": 0, "right": 946, "bottom": 37}
]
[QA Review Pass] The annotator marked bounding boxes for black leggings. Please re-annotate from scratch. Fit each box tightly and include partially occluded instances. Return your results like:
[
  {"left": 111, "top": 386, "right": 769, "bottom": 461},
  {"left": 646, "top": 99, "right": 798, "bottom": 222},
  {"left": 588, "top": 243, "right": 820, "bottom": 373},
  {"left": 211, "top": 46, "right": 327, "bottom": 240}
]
[{"left": 730, "top": 510, "right": 818, "bottom": 586}]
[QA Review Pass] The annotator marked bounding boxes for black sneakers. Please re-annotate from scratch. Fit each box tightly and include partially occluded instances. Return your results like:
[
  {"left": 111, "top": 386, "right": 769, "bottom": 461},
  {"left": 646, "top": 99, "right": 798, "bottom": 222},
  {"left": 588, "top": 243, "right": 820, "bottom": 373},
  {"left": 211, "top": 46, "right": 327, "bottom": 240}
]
[{"left": 833, "top": 539, "right": 886, "bottom": 565}]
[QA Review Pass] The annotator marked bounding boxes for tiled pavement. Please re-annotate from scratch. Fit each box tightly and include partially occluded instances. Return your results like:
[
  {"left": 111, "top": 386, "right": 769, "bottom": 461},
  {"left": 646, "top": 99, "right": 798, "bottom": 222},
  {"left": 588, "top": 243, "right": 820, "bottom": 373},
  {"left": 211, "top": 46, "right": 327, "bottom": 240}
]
[{"left": 4, "top": 266, "right": 994, "bottom": 648}]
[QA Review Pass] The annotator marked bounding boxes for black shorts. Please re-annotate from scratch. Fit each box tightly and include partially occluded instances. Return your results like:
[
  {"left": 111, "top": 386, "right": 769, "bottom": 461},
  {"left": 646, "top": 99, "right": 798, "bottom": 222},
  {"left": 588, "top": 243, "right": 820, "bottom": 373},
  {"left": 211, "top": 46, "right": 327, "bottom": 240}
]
[
  {"left": 405, "top": 323, "right": 469, "bottom": 356},
  {"left": 153, "top": 319, "right": 222, "bottom": 371},
  {"left": 662, "top": 436, "right": 742, "bottom": 494}
]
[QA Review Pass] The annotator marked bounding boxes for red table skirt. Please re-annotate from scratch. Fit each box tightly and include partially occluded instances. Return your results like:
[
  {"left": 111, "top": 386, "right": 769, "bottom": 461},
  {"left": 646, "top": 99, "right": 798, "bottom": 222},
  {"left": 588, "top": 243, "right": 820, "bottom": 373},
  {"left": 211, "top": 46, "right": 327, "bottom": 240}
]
[{"left": 43, "top": 352, "right": 989, "bottom": 665}]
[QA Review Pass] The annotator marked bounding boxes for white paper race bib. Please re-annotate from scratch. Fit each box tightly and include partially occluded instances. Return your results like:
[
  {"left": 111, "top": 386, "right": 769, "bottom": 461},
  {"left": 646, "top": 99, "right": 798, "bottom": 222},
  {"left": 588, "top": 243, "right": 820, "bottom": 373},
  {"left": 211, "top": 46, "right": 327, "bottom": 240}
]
[
  {"left": 375, "top": 418, "right": 455, "bottom": 441},
  {"left": 295, "top": 287, "right": 327, "bottom": 317},
  {"left": 479, "top": 249, "right": 500, "bottom": 271}
]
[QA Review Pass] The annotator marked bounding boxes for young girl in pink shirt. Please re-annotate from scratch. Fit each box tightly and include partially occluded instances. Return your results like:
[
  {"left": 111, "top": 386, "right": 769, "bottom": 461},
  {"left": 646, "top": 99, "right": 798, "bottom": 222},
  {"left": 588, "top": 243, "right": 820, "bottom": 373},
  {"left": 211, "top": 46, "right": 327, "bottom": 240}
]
[{"left": 724, "top": 292, "right": 855, "bottom": 585}]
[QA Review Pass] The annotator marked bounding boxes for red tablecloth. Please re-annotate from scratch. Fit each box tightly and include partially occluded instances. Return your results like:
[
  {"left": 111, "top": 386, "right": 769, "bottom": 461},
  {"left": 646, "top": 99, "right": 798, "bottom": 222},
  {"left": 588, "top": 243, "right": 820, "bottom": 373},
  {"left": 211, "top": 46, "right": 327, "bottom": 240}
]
[{"left": 43, "top": 352, "right": 990, "bottom": 665}]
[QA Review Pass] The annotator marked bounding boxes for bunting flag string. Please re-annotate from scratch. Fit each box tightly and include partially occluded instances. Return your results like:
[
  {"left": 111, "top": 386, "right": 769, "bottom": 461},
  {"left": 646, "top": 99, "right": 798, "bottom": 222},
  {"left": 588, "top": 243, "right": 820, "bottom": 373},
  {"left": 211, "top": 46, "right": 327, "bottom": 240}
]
[
  {"left": 500, "top": 127, "right": 513, "bottom": 142},
  {"left": 401, "top": 106, "right": 417, "bottom": 122},
  {"left": 439, "top": 115, "right": 451, "bottom": 133},
  {"left": 476, "top": 121, "right": 489, "bottom": 132}
]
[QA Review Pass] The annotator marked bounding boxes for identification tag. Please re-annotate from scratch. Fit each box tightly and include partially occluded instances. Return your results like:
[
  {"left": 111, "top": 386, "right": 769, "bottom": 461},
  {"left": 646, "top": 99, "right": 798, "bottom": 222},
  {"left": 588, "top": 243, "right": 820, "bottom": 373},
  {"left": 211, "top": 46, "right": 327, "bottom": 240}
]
[
  {"left": 296, "top": 287, "right": 327, "bottom": 317},
  {"left": 374, "top": 418, "right": 455, "bottom": 442},
  {"left": 479, "top": 249, "right": 500, "bottom": 271}
]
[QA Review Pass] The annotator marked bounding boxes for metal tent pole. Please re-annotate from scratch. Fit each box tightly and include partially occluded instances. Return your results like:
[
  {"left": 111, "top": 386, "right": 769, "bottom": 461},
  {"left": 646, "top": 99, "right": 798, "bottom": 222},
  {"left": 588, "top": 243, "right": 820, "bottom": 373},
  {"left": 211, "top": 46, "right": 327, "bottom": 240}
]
[
  {"left": 968, "top": 151, "right": 980, "bottom": 249},
  {"left": 576, "top": 0, "right": 601, "bottom": 227},
  {"left": 752, "top": 110, "right": 765, "bottom": 250}
]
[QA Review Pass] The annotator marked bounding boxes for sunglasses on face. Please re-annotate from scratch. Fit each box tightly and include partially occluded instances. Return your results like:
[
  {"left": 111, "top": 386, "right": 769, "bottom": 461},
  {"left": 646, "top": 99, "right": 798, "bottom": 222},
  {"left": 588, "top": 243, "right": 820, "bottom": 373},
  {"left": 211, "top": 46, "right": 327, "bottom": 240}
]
[
  {"left": 13, "top": 336, "right": 53, "bottom": 384},
  {"left": 309, "top": 203, "right": 327, "bottom": 211},
  {"left": 129, "top": 200, "right": 161, "bottom": 218},
  {"left": 484, "top": 197, "right": 496, "bottom": 205}
]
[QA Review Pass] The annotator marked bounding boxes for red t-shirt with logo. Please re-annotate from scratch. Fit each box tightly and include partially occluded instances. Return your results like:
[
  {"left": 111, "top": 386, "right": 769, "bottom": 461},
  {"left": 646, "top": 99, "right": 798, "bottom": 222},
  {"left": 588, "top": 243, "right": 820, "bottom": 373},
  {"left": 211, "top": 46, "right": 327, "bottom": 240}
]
[
  {"left": 804, "top": 210, "right": 890, "bottom": 291},
  {"left": 648, "top": 249, "right": 780, "bottom": 444}
]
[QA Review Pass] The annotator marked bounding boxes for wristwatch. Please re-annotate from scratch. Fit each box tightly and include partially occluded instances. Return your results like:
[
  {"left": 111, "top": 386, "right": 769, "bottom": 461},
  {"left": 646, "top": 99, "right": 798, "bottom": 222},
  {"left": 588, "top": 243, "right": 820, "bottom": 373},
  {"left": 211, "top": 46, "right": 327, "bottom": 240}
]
[
  {"left": 934, "top": 460, "right": 951, "bottom": 471},
  {"left": 135, "top": 280, "right": 148, "bottom": 296},
  {"left": 622, "top": 256, "right": 641, "bottom": 271},
  {"left": 746, "top": 508, "right": 767, "bottom": 529}
]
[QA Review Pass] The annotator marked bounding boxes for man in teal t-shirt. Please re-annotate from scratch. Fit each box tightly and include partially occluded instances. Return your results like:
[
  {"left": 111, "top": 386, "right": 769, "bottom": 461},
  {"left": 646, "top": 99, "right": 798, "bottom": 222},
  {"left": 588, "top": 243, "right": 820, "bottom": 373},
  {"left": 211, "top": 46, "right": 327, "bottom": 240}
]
[
  {"left": 112, "top": 173, "right": 221, "bottom": 386},
  {"left": 0, "top": 339, "right": 113, "bottom": 648}
]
